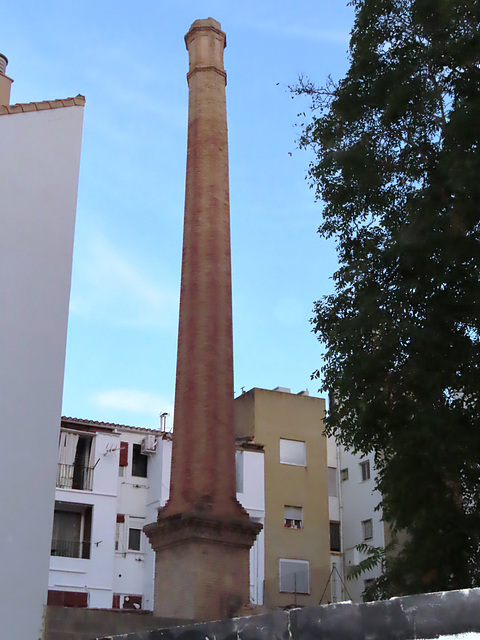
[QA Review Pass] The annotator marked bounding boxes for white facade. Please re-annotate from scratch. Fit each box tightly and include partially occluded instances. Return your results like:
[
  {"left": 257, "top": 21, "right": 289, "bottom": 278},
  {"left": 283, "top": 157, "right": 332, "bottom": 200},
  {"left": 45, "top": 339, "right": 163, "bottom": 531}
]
[
  {"left": 0, "top": 96, "right": 84, "bottom": 639},
  {"left": 329, "top": 441, "right": 385, "bottom": 602},
  {"left": 48, "top": 419, "right": 266, "bottom": 610}
]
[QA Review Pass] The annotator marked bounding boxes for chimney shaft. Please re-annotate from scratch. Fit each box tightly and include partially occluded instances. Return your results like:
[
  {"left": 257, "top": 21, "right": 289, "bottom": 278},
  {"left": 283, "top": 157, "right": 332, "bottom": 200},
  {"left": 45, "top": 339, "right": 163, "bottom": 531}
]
[
  {"left": 0, "top": 54, "right": 13, "bottom": 105},
  {"left": 166, "top": 16, "right": 240, "bottom": 518}
]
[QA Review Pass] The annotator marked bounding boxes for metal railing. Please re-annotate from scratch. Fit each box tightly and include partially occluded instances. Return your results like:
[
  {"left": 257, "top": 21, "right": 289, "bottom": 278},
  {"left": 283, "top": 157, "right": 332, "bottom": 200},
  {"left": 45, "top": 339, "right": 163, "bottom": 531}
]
[
  {"left": 50, "top": 538, "right": 91, "bottom": 559},
  {"left": 56, "top": 464, "right": 93, "bottom": 491}
]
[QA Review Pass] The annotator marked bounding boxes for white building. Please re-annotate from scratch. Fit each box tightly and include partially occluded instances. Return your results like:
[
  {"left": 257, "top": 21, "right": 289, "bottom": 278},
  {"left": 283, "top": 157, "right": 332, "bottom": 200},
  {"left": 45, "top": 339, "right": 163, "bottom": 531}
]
[
  {"left": 0, "top": 56, "right": 84, "bottom": 639},
  {"left": 336, "top": 447, "right": 385, "bottom": 601},
  {"left": 325, "top": 437, "right": 385, "bottom": 602},
  {"left": 48, "top": 417, "right": 265, "bottom": 610}
]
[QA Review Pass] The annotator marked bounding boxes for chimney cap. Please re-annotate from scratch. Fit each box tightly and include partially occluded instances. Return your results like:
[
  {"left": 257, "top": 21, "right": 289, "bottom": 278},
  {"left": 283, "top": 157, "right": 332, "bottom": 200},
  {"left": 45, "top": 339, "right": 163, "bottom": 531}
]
[
  {"left": 189, "top": 17, "right": 222, "bottom": 31},
  {"left": 0, "top": 53, "right": 8, "bottom": 75}
]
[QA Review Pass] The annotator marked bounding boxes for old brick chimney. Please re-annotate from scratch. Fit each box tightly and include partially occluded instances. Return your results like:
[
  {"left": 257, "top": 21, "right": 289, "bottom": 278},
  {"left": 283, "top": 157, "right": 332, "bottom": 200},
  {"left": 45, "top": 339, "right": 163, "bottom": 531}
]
[{"left": 144, "top": 18, "right": 261, "bottom": 621}]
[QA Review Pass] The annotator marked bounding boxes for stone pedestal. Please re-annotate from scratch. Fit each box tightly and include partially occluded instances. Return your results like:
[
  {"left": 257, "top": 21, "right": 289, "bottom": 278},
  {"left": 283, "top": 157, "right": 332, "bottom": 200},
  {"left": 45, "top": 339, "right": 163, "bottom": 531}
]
[{"left": 145, "top": 514, "right": 261, "bottom": 621}]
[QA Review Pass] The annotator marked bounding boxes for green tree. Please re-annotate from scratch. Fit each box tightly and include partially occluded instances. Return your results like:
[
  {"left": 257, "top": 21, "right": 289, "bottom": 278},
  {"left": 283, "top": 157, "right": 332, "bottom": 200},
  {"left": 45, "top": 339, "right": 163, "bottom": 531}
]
[{"left": 296, "top": 0, "right": 480, "bottom": 596}]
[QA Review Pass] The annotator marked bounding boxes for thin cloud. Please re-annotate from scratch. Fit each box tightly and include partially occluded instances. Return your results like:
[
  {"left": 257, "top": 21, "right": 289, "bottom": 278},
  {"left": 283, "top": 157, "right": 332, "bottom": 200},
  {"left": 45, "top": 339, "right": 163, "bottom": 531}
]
[
  {"left": 69, "top": 230, "right": 178, "bottom": 329},
  {"left": 95, "top": 389, "right": 173, "bottom": 418}
]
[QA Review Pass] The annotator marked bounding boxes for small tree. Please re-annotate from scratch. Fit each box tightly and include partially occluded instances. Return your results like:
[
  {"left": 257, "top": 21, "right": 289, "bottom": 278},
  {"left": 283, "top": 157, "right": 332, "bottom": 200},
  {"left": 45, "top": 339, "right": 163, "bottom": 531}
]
[{"left": 296, "top": 0, "right": 480, "bottom": 596}]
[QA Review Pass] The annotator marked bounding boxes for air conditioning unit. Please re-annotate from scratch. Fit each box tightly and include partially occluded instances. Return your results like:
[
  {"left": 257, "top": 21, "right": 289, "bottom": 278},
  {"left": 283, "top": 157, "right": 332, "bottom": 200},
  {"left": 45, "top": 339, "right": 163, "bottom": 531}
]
[{"left": 141, "top": 435, "right": 157, "bottom": 454}]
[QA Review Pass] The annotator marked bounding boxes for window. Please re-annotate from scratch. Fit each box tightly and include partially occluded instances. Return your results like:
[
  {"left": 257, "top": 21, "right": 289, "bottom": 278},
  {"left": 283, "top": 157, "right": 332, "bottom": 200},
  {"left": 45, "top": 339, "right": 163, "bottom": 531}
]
[
  {"left": 360, "top": 460, "right": 371, "bottom": 482},
  {"left": 235, "top": 450, "right": 244, "bottom": 493},
  {"left": 340, "top": 468, "right": 349, "bottom": 482},
  {"left": 280, "top": 439, "right": 306, "bottom": 466},
  {"left": 328, "top": 467, "right": 338, "bottom": 497},
  {"left": 362, "top": 519, "right": 373, "bottom": 541},
  {"left": 284, "top": 505, "right": 303, "bottom": 529},
  {"left": 51, "top": 502, "right": 92, "bottom": 559},
  {"left": 127, "top": 516, "right": 145, "bottom": 552},
  {"left": 57, "top": 431, "right": 94, "bottom": 491},
  {"left": 119, "top": 441, "right": 128, "bottom": 467},
  {"left": 330, "top": 521, "right": 341, "bottom": 552},
  {"left": 132, "top": 444, "right": 148, "bottom": 478},
  {"left": 113, "top": 594, "right": 143, "bottom": 610},
  {"left": 279, "top": 559, "right": 310, "bottom": 594},
  {"left": 128, "top": 528, "right": 142, "bottom": 551},
  {"left": 115, "top": 514, "right": 125, "bottom": 552}
]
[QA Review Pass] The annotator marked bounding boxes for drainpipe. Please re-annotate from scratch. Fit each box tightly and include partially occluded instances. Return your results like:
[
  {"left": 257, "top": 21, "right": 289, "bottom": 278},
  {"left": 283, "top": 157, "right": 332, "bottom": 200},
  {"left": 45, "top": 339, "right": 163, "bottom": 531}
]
[{"left": 337, "top": 441, "right": 346, "bottom": 599}]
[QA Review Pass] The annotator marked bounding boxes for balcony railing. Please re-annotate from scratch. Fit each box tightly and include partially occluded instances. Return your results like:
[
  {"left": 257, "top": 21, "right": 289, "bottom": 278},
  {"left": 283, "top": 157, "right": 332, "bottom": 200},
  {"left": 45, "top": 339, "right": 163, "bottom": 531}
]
[
  {"left": 56, "top": 464, "right": 93, "bottom": 491},
  {"left": 51, "top": 538, "right": 91, "bottom": 559}
]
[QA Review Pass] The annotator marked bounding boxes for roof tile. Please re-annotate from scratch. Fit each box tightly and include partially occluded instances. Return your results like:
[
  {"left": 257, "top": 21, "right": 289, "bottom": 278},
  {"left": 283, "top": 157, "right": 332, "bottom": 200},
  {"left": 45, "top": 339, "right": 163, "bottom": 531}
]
[
  {"left": 61, "top": 416, "right": 162, "bottom": 435},
  {"left": 0, "top": 95, "right": 86, "bottom": 117}
]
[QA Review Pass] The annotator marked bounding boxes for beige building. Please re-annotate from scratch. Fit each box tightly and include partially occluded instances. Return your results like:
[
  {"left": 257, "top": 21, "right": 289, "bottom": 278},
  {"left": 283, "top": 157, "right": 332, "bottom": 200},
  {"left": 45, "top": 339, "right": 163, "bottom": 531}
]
[{"left": 235, "top": 387, "right": 331, "bottom": 609}]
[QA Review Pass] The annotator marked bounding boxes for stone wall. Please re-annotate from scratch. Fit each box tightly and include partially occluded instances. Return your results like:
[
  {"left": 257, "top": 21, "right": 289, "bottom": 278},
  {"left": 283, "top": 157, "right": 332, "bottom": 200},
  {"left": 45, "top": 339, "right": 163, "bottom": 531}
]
[
  {"left": 45, "top": 607, "right": 188, "bottom": 640},
  {"left": 96, "top": 587, "right": 480, "bottom": 640}
]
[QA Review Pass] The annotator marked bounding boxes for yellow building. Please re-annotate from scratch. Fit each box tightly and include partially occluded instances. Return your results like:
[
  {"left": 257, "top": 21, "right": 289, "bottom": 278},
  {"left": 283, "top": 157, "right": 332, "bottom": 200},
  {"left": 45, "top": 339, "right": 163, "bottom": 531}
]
[{"left": 234, "top": 387, "right": 331, "bottom": 609}]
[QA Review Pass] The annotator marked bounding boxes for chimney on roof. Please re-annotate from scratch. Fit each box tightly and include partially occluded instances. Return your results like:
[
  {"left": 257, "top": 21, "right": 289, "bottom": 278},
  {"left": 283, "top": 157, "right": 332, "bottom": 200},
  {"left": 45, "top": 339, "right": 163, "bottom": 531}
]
[{"left": 0, "top": 54, "right": 13, "bottom": 105}]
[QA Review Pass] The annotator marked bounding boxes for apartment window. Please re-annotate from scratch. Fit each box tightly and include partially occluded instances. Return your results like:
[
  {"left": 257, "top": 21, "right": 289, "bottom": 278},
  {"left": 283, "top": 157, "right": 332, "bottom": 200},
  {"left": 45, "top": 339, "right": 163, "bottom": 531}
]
[
  {"left": 279, "top": 559, "right": 310, "bottom": 594},
  {"left": 330, "top": 521, "right": 341, "bottom": 552},
  {"left": 362, "top": 518, "right": 373, "bottom": 541},
  {"left": 280, "top": 439, "right": 306, "bottom": 466},
  {"left": 235, "top": 450, "right": 244, "bottom": 493},
  {"left": 128, "top": 517, "right": 145, "bottom": 552},
  {"left": 132, "top": 444, "right": 148, "bottom": 478},
  {"left": 115, "top": 514, "right": 125, "bottom": 552},
  {"left": 51, "top": 502, "right": 92, "bottom": 559},
  {"left": 328, "top": 467, "right": 338, "bottom": 497},
  {"left": 340, "top": 468, "right": 349, "bottom": 482},
  {"left": 128, "top": 528, "right": 142, "bottom": 551},
  {"left": 284, "top": 505, "right": 303, "bottom": 529},
  {"left": 113, "top": 594, "right": 143, "bottom": 610},
  {"left": 57, "top": 431, "right": 94, "bottom": 491},
  {"left": 360, "top": 460, "right": 371, "bottom": 482},
  {"left": 119, "top": 441, "right": 129, "bottom": 467}
]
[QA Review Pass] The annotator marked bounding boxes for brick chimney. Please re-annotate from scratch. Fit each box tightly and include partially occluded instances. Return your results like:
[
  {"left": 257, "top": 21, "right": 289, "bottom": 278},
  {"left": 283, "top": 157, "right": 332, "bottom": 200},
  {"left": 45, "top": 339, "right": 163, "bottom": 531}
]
[
  {"left": 0, "top": 54, "right": 13, "bottom": 105},
  {"left": 144, "top": 18, "right": 261, "bottom": 621}
]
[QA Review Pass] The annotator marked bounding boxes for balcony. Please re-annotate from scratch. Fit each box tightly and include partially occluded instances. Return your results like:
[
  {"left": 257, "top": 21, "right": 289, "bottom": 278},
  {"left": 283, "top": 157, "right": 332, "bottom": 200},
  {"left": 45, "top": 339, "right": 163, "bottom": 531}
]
[
  {"left": 51, "top": 538, "right": 91, "bottom": 559},
  {"left": 56, "top": 463, "right": 93, "bottom": 491}
]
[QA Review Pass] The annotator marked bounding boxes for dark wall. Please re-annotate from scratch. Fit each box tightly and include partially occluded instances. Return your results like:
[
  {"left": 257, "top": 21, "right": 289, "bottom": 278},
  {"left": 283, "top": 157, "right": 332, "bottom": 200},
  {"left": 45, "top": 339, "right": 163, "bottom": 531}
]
[{"left": 96, "top": 587, "right": 480, "bottom": 640}]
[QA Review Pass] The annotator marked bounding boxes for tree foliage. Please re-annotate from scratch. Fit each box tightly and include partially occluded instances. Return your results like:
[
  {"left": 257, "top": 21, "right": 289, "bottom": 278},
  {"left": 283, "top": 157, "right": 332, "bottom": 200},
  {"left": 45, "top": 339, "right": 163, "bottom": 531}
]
[{"left": 296, "top": 0, "right": 480, "bottom": 596}]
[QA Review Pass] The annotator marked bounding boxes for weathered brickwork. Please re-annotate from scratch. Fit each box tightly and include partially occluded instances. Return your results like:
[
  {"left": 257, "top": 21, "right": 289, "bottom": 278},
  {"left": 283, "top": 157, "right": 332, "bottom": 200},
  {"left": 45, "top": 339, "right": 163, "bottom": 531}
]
[{"left": 144, "top": 18, "right": 260, "bottom": 621}]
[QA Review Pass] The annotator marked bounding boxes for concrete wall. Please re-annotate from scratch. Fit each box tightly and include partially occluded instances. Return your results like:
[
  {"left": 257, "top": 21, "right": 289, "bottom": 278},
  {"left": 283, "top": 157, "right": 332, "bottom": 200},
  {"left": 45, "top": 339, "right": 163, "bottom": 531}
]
[
  {"left": 97, "top": 587, "right": 480, "bottom": 640},
  {"left": 0, "top": 104, "right": 83, "bottom": 640}
]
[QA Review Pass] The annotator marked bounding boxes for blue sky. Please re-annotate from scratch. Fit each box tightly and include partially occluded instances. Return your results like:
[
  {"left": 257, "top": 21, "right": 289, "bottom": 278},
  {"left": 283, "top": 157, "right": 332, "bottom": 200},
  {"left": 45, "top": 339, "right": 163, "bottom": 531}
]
[{"left": 3, "top": 1, "right": 354, "bottom": 429}]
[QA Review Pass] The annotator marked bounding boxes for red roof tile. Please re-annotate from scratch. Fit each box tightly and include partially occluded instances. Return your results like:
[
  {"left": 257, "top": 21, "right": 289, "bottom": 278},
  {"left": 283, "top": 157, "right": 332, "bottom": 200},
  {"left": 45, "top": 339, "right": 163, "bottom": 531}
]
[{"left": 0, "top": 94, "right": 85, "bottom": 116}]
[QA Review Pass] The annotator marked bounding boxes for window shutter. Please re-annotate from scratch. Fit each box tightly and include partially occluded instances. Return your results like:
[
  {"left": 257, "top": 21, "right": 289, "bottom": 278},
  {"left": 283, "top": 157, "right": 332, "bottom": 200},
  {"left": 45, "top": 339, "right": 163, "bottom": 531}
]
[{"left": 119, "top": 441, "right": 128, "bottom": 466}]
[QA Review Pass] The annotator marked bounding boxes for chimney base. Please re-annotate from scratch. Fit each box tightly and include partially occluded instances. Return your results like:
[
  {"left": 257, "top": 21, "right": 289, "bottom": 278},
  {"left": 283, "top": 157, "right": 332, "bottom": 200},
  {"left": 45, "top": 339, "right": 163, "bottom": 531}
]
[{"left": 145, "top": 512, "right": 261, "bottom": 621}]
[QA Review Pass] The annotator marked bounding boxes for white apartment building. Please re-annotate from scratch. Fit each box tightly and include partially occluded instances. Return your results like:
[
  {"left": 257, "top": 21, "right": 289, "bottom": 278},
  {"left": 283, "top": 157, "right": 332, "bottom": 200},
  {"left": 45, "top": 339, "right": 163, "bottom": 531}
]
[
  {"left": 0, "top": 56, "right": 84, "bottom": 639},
  {"left": 326, "top": 438, "right": 385, "bottom": 602},
  {"left": 48, "top": 417, "right": 265, "bottom": 610}
]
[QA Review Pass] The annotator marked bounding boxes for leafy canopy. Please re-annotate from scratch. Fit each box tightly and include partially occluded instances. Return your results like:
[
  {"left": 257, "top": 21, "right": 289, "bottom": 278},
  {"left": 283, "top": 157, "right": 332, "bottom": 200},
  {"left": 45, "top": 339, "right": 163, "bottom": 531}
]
[{"left": 296, "top": 0, "right": 480, "bottom": 596}]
